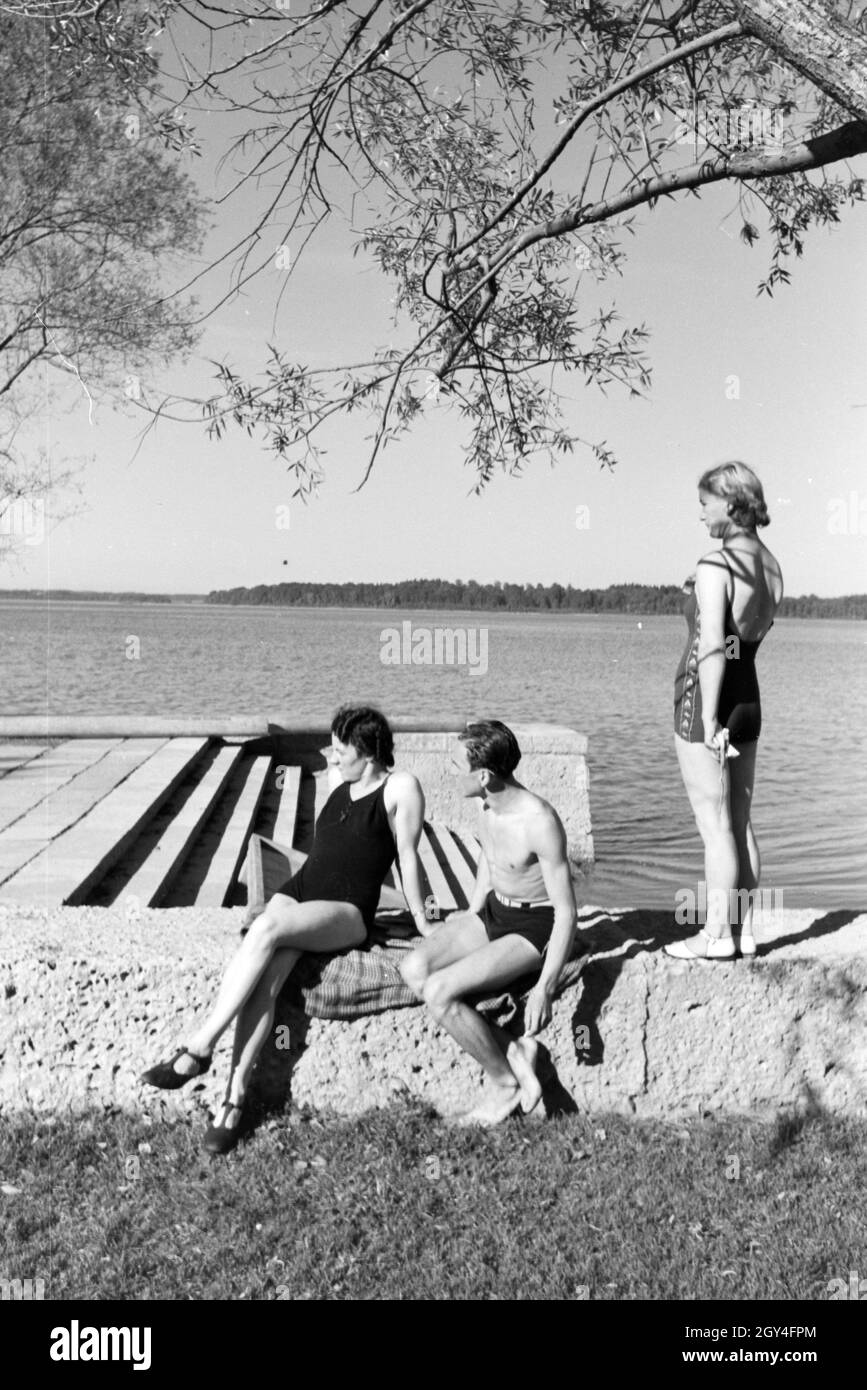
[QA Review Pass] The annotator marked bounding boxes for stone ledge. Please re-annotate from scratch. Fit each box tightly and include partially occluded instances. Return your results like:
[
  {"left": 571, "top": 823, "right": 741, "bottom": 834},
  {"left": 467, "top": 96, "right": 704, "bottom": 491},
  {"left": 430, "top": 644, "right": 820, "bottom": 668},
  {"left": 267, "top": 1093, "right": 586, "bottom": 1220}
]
[{"left": 1, "top": 905, "right": 865, "bottom": 1120}]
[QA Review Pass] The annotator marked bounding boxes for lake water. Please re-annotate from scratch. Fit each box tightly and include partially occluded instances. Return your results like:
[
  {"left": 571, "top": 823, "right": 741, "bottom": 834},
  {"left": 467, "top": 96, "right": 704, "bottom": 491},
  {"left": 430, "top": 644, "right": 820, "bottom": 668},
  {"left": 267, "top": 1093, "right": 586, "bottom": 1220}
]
[{"left": 2, "top": 601, "right": 865, "bottom": 909}]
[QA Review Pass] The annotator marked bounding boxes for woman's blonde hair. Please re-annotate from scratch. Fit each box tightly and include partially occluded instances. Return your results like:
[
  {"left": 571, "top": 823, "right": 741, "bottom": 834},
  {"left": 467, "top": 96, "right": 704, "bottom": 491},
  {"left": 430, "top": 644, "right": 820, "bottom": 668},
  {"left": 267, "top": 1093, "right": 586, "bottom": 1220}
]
[{"left": 699, "top": 461, "right": 770, "bottom": 530}]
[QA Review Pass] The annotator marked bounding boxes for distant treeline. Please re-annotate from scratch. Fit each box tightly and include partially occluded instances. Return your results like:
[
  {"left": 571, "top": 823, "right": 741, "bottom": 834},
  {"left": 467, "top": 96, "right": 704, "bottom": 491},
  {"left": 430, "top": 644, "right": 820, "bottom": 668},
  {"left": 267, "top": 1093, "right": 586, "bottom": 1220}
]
[
  {"left": 0, "top": 590, "right": 173, "bottom": 603},
  {"left": 205, "top": 581, "right": 867, "bottom": 619},
  {"left": 0, "top": 590, "right": 193, "bottom": 603}
]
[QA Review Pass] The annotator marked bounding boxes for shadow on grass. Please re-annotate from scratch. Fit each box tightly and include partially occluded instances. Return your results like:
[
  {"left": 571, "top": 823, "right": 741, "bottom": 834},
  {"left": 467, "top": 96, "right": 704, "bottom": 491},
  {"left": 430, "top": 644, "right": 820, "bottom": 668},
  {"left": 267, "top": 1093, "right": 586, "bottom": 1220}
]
[
  {"left": 6, "top": 1103, "right": 866, "bottom": 1300},
  {"left": 767, "top": 1101, "right": 821, "bottom": 1160}
]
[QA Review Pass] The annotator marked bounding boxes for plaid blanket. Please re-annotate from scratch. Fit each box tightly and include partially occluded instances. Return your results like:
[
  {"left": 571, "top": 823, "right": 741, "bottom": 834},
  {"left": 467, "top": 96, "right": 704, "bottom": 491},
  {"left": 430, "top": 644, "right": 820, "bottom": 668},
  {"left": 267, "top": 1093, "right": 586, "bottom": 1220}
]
[
  {"left": 283, "top": 926, "right": 589, "bottom": 1024},
  {"left": 241, "top": 834, "right": 589, "bottom": 1024}
]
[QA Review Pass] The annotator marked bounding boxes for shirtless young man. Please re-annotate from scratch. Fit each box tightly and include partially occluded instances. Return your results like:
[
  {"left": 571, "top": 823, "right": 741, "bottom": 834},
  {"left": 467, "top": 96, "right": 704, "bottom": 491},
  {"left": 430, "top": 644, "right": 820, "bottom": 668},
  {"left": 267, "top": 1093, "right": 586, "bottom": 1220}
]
[{"left": 400, "top": 720, "right": 577, "bottom": 1127}]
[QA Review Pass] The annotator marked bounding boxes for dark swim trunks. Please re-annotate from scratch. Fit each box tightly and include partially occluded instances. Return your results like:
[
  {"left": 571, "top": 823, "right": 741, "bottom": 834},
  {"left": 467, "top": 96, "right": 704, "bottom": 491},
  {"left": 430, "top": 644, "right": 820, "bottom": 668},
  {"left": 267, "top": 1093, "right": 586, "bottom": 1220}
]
[{"left": 482, "top": 891, "right": 555, "bottom": 953}]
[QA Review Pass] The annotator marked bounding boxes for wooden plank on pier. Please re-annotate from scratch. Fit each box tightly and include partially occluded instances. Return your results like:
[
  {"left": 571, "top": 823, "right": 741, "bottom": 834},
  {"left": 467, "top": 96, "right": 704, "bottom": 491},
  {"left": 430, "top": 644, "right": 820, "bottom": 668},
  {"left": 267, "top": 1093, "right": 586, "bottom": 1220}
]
[
  {"left": 122, "top": 744, "right": 245, "bottom": 907},
  {"left": 430, "top": 822, "right": 478, "bottom": 907},
  {"left": 270, "top": 765, "right": 302, "bottom": 849},
  {"left": 417, "top": 822, "right": 459, "bottom": 914},
  {"left": 0, "top": 738, "right": 209, "bottom": 905},
  {"left": 196, "top": 755, "right": 273, "bottom": 907},
  {"left": 0, "top": 739, "right": 122, "bottom": 833},
  {"left": 0, "top": 739, "right": 168, "bottom": 886},
  {"left": 0, "top": 744, "right": 49, "bottom": 778}
]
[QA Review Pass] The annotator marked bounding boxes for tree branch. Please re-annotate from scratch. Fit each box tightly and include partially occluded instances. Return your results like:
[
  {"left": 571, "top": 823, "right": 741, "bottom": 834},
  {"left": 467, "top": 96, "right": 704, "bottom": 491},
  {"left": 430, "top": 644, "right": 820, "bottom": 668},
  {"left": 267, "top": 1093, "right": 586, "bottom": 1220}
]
[
  {"left": 548, "top": 117, "right": 867, "bottom": 240},
  {"left": 733, "top": 0, "right": 867, "bottom": 122},
  {"left": 453, "top": 19, "right": 745, "bottom": 262},
  {"left": 456, "top": 117, "right": 867, "bottom": 304}
]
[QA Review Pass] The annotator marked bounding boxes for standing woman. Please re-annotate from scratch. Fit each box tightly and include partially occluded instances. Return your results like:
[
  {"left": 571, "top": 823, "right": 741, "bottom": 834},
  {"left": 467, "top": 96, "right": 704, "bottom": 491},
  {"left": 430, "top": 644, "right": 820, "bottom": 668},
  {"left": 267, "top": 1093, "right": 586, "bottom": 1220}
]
[
  {"left": 141, "top": 705, "right": 427, "bottom": 1150},
  {"left": 665, "top": 463, "right": 783, "bottom": 961}
]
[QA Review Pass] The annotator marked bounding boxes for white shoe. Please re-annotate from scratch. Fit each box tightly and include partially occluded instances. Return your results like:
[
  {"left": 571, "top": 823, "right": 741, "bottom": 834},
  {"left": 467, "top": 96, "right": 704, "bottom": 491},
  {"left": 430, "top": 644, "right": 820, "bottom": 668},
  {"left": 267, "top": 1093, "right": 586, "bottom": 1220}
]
[
  {"left": 664, "top": 929, "right": 736, "bottom": 961},
  {"left": 738, "top": 931, "right": 757, "bottom": 958}
]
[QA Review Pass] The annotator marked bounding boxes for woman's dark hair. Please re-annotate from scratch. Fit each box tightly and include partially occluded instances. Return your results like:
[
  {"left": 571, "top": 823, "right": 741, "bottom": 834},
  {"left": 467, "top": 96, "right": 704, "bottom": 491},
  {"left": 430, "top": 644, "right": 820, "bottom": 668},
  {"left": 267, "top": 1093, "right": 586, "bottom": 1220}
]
[
  {"left": 459, "top": 720, "right": 521, "bottom": 778},
  {"left": 699, "top": 461, "right": 770, "bottom": 529},
  {"left": 331, "top": 705, "right": 395, "bottom": 768}
]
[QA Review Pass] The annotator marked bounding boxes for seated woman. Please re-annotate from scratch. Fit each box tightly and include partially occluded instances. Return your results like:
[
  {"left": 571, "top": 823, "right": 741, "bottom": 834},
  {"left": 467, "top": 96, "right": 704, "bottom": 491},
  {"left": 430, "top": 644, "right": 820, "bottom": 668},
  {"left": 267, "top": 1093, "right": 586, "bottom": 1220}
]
[{"left": 141, "top": 705, "right": 427, "bottom": 1152}]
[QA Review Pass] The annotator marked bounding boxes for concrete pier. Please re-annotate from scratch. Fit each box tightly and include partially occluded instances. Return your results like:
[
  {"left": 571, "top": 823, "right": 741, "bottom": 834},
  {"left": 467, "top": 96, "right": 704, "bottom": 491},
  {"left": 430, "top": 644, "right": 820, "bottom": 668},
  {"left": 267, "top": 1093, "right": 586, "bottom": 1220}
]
[
  {"left": 2, "top": 903, "right": 864, "bottom": 1121},
  {"left": 0, "top": 722, "right": 593, "bottom": 906}
]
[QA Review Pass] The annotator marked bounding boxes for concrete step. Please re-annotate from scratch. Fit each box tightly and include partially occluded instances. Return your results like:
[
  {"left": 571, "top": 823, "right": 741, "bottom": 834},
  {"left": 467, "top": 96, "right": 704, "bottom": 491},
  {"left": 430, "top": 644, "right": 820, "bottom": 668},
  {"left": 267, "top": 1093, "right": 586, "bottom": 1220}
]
[
  {"left": 195, "top": 755, "right": 273, "bottom": 907},
  {"left": 0, "top": 743, "right": 50, "bottom": 778},
  {"left": 0, "top": 739, "right": 208, "bottom": 904},
  {"left": 0, "top": 739, "right": 169, "bottom": 887},
  {"left": 0, "top": 739, "right": 122, "bottom": 832}
]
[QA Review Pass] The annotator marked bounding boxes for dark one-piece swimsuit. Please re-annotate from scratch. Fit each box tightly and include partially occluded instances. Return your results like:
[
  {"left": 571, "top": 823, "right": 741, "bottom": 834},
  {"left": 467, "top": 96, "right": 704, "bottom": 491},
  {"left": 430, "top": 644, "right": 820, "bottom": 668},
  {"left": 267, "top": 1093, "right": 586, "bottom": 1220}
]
[
  {"left": 278, "top": 777, "right": 395, "bottom": 933},
  {"left": 673, "top": 580, "right": 771, "bottom": 746}
]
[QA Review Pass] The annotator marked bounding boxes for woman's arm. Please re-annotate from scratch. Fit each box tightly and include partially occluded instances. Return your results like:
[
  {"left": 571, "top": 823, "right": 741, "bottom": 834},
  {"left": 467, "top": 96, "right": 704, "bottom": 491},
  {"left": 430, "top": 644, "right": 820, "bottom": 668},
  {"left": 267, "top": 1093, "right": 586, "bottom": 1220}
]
[
  {"left": 695, "top": 555, "right": 731, "bottom": 751},
  {"left": 387, "top": 772, "right": 429, "bottom": 933},
  {"left": 468, "top": 845, "right": 492, "bottom": 916}
]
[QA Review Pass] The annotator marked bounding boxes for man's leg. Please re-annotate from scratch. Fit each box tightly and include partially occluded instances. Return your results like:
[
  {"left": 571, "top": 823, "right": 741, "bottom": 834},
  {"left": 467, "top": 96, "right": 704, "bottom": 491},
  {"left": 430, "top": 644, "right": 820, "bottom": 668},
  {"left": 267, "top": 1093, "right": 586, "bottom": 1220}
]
[
  {"left": 402, "top": 916, "right": 545, "bottom": 1116},
  {"left": 419, "top": 936, "right": 545, "bottom": 1125},
  {"left": 400, "top": 911, "right": 489, "bottom": 994}
]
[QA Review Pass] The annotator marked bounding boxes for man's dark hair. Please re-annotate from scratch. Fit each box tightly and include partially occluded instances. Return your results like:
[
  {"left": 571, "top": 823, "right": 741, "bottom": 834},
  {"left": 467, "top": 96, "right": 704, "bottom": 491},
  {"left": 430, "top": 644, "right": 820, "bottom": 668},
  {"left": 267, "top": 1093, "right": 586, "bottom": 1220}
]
[
  {"left": 331, "top": 705, "right": 395, "bottom": 768},
  {"left": 459, "top": 720, "right": 521, "bottom": 778}
]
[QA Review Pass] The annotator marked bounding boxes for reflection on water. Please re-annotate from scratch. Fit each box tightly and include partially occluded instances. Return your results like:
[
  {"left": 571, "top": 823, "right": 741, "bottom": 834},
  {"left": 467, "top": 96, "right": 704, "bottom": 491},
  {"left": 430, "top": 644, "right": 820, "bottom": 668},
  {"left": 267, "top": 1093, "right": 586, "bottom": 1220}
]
[{"left": 2, "top": 602, "right": 865, "bottom": 908}]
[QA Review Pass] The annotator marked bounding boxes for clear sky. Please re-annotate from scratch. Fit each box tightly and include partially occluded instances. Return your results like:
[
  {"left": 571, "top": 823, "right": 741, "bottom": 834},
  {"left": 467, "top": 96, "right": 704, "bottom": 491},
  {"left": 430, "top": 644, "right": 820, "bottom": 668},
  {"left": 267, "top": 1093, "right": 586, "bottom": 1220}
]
[{"left": 6, "top": 38, "right": 867, "bottom": 598}]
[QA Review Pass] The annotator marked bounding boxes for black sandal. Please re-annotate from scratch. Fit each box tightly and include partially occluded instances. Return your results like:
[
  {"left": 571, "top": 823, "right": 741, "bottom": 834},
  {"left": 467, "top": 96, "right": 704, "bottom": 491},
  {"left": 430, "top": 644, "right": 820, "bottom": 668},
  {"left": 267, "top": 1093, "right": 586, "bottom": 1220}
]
[
  {"left": 203, "top": 1099, "right": 246, "bottom": 1156},
  {"left": 140, "top": 1047, "right": 212, "bottom": 1090}
]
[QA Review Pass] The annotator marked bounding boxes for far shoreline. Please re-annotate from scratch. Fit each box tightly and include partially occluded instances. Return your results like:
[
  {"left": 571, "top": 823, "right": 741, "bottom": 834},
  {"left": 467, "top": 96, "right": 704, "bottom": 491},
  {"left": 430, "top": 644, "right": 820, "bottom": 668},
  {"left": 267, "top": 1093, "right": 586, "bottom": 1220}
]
[{"left": 1, "top": 591, "right": 866, "bottom": 620}]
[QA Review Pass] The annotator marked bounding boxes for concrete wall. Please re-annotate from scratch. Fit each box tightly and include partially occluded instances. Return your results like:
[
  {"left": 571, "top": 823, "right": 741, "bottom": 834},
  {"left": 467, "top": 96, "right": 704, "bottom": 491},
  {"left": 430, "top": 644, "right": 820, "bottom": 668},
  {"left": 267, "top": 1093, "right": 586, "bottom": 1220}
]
[
  {"left": 262, "top": 723, "right": 592, "bottom": 865},
  {"left": 3, "top": 906, "right": 865, "bottom": 1121},
  {"left": 386, "top": 725, "right": 591, "bottom": 865}
]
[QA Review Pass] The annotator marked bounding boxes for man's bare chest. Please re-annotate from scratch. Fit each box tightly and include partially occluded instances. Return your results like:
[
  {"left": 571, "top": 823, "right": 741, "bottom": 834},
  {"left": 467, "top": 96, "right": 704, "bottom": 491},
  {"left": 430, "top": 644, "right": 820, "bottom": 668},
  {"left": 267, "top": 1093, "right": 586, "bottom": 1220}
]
[{"left": 479, "top": 813, "right": 535, "bottom": 871}]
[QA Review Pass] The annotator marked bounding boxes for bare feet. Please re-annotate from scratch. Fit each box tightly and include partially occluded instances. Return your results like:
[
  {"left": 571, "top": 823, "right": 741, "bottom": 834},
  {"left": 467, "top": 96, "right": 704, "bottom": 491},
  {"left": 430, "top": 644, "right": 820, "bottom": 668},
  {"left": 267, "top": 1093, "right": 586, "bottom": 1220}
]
[
  {"left": 507, "top": 1036, "right": 543, "bottom": 1114},
  {"left": 452, "top": 1084, "right": 522, "bottom": 1128}
]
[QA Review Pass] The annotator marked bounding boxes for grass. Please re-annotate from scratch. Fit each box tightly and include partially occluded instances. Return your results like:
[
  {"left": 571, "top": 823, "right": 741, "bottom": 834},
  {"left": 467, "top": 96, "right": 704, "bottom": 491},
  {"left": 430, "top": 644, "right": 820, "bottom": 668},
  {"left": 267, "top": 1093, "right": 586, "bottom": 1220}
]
[{"left": 1, "top": 1103, "right": 865, "bottom": 1301}]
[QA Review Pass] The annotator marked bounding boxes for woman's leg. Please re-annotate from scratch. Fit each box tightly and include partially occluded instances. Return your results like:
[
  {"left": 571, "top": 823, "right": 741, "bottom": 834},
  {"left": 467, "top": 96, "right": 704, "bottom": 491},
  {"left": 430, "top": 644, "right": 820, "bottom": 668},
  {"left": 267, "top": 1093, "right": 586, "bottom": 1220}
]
[
  {"left": 728, "top": 742, "right": 760, "bottom": 933},
  {"left": 203, "top": 946, "right": 302, "bottom": 1137},
  {"left": 226, "top": 946, "right": 301, "bottom": 1101},
  {"left": 180, "top": 894, "right": 364, "bottom": 1065},
  {"left": 675, "top": 735, "right": 739, "bottom": 941}
]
